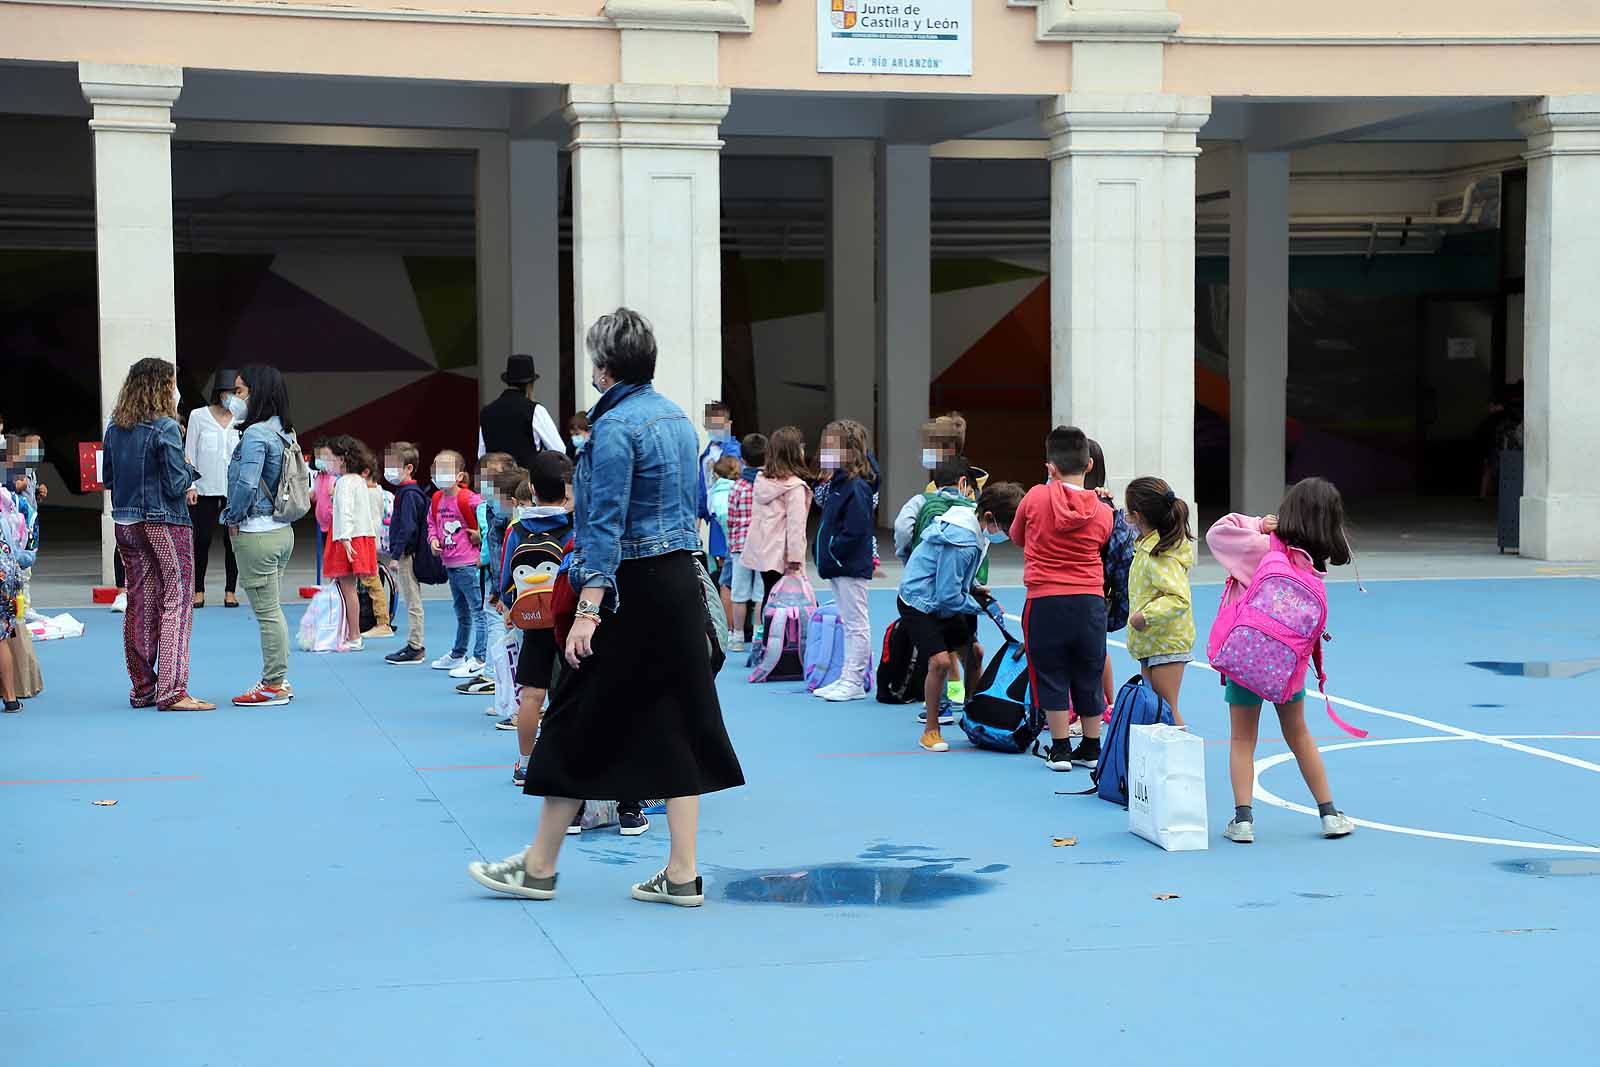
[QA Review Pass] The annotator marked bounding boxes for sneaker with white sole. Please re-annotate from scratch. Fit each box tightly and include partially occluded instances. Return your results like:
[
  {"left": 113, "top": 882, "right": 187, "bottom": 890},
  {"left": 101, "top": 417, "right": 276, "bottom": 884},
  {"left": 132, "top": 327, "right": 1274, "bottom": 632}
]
[
  {"left": 819, "top": 681, "right": 868, "bottom": 702},
  {"left": 450, "top": 657, "right": 487, "bottom": 679},
  {"left": 1321, "top": 812, "right": 1355, "bottom": 839},
  {"left": 345, "top": 637, "right": 365, "bottom": 653},
  {"left": 494, "top": 715, "right": 518, "bottom": 731},
  {"left": 618, "top": 809, "right": 650, "bottom": 836},
  {"left": 233, "top": 682, "right": 292, "bottom": 707},
  {"left": 467, "top": 853, "right": 557, "bottom": 900},
  {"left": 1043, "top": 737, "right": 1075, "bottom": 771},
  {"left": 456, "top": 677, "right": 495, "bottom": 696},
  {"left": 385, "top": 645, "right": 426, "bottom": 665},
  {"left": 110, "top": 592, "right": 127, "bottom": 614},
  {"left": 566, "top": 802, "right": 585, "bottom": 835},
  {"left": 431, "top": 653, "right": 465, "bottom": 671},
  {"left": 917, "top": 696, "right": 959, "bottom": 726},
  {"left": 919, "top": 729, "right": 949, "bottom": 752},
  {"left": 631, "top": 867, "right": 704, "bottom": 907},
  {"left": 728, "top": 634, "right": 745, "bottom": 654},
  {"left": 1070, "top": 738, "right": 1100, "bottom": 769},
  {"left": 1223, "top": 819, "right": 1255, "bottom": 844}
]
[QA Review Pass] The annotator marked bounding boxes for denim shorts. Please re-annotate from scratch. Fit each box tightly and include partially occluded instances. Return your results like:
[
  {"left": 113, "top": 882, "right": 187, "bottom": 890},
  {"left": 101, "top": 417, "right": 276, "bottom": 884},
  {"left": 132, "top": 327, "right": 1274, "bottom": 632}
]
[
  {"left": 729, "top": 561, "right": 760, "bottom": 603},
  {"left": 1140, "top": 652, "right": 1193, "bottom": 670}
]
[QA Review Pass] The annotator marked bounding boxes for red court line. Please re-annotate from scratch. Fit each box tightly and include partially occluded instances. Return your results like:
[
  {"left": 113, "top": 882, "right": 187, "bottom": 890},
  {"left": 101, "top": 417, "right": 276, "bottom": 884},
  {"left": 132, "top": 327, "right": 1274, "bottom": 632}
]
[{"left": 0, "top": 774, "right": 200, "bottom": 786}]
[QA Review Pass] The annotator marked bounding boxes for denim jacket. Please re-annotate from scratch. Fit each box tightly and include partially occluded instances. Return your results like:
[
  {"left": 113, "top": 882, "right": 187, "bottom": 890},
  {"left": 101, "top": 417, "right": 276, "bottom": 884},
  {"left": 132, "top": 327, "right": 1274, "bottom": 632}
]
[
  {"left": 221, "top": 417, "right": 290, "bottom": 527},
  {"left": 103, "top": 416, "right": 196, "bottom": 527},
  {"left": 898, "top": 506, "right": 985, "bottom": 618},
  {"left": 570, "top": 381, "right": 700, "bottom": 603}
]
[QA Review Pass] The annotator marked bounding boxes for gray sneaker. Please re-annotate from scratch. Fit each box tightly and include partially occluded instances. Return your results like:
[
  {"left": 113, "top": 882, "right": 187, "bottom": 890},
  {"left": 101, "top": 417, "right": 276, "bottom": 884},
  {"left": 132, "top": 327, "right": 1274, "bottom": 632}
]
[
  {"left": 468, "top": 853, "right": 557, "bottom": 900},
  {"left": 1321, "top": 812, "right": 1355, "bottom": 839},
  {"left": 1223, "top": 819, "right": 1255, "bottom": 844},
  {"left": 631, "top": 867, "right": 704, "bottom": 907}
]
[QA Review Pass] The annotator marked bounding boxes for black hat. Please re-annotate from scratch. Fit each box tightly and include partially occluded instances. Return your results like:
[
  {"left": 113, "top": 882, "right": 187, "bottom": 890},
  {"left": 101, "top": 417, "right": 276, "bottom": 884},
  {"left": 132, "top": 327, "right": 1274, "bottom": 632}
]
[
  {"left": 501, "top": 354, "right": 540, "bottom": 386},
  {"left": 211, "top": 368, "right": 239, "bottom": 397}
]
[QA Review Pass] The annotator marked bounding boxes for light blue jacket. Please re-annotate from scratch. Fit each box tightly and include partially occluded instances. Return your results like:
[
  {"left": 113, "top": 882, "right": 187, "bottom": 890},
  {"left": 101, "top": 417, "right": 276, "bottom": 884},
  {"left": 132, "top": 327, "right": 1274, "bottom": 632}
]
[
  {"left": 897, "top": 507, "right": 985, "bottom": 618},
  {"left": 570, "top": 382, "right": 701, "bottom": 601},
  {"left": 221, "top": 417, "right": 289, "bottom": 527}
]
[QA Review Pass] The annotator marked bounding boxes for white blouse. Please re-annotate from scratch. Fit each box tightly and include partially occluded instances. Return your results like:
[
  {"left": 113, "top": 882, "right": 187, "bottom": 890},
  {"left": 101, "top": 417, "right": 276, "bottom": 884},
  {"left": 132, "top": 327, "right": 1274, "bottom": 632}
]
[
  {"left": 184, "top": 406, "right": 240, "bottom": 498},
  {"left": 331, "top": 474, "right": 378, "bottom": 542}
]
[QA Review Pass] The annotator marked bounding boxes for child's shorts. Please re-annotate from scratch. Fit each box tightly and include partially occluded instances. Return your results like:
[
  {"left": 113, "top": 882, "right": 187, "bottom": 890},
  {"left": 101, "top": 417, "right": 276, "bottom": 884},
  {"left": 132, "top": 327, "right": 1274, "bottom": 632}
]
[
  {"left": 1021, "top": 594, "right": 1107, "bottom": 712},
  {"left": 1224, "top": 677, "right": 1306, "bottom": 707},
  {"left": 896, "top": 599, "right": 977, "bottom": 655},
  {"left": 1140, "top": 652, "right": 1193, "bottom": 670},
  {"left": 516, "top": 628, "right": 560, "bottom": 690},
  {"left": 729, "top": 561, "right": 760, "bottom": 603}
]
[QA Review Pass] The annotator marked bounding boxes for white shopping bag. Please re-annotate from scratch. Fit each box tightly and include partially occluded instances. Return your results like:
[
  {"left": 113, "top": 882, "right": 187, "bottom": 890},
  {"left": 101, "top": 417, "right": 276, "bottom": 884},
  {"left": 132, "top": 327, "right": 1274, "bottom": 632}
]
[{"left": 1128, "top": 723, "right": 1209, "bottom": 852}]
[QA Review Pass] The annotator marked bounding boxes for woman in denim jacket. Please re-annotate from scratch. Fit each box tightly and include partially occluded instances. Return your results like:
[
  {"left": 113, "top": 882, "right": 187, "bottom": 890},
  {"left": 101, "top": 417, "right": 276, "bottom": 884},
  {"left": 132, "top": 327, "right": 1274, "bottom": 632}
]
[
  {"left": 221, "top": 365, "right": 298, "bottom": 708},
  {"left": 469, "top": 308, "right": 744, "bottom": 910},
  {"left": 102, "top": 357, "right": 213, "bottom": 711}
]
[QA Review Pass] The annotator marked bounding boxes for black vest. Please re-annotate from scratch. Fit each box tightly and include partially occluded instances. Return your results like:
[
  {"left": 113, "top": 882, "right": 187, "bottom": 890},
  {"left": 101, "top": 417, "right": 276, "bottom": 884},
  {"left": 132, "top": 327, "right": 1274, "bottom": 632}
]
[{"left": 479, "top": 389, "right": 540, "bottom": 471}]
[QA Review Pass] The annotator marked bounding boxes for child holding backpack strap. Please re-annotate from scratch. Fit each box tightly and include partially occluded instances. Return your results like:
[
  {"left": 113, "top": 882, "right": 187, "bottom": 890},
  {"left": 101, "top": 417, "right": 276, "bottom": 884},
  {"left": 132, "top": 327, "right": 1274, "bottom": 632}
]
[
  {"left": 1123, "top": 476, "right": 1195, "bottom": 726},
  {"left": 813, "top": 420, "right": 876, "bottom": 703},
  {"left": 1206, "top": 476, "right": 1356, "bottom": 845}
]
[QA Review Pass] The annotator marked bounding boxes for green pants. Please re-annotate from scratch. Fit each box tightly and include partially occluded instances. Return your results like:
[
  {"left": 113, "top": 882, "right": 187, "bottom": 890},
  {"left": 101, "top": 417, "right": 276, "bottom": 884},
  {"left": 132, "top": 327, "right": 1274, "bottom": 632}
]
[{"left": 234, "top": 525, "right": 295, "bottom": 685}]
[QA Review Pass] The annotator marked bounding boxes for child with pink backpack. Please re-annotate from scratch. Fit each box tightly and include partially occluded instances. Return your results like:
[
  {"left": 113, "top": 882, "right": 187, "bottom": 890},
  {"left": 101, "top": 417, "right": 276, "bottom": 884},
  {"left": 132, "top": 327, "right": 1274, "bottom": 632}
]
[{"left": 1206, "top": 477, "right": 1358, "bottom": 845}]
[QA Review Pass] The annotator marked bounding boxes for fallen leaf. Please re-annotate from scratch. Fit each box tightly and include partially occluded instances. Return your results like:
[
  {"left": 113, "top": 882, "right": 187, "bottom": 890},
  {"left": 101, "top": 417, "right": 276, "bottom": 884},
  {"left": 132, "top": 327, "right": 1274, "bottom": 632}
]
[
  {"left": 1153, "top": 892, "right": 1180, "bottom": 901},
  {"left": 1051, "top": 836, "right": 1077, "bottom": 847},
  {"left": 92, "top": 799, "right": 118, "bottom": 807}
]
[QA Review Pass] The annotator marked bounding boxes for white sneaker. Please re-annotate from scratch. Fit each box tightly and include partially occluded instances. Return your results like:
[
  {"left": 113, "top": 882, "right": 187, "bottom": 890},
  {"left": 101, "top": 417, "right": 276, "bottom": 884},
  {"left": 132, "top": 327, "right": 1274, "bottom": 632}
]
[
  {"left": 111, "top": 592, "right": 127, "bottom": 614},
  {"left": 728, "top": 633, "right": 745, "bottom": 654},
  {"left": 812, "top": 680, "right": 842, "bottom": 700},
  {"left": 1321, "top": 812, "right": 1355, "bottom": 839},
  {"left": 431, "top": 654, "right": 465, "bottom": 671},
  {"left": 345, "top": 638, "right": 365, "bottom": 652},
  {"left": 450, "top": 657, "right": 487, "bottom": 679},
  {"left": 819, "top": 681, "right": 867, "bottom": 702},
  {"left": 1223, "top": 819, "right": 1255, "bottom": 844}
]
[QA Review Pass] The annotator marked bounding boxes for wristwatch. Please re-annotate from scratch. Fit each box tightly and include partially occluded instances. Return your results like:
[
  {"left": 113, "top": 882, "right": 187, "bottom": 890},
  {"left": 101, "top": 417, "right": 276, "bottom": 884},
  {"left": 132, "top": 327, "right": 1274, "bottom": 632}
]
[{"left": 576, "top": 597, "right": 603, "bottom": 617}]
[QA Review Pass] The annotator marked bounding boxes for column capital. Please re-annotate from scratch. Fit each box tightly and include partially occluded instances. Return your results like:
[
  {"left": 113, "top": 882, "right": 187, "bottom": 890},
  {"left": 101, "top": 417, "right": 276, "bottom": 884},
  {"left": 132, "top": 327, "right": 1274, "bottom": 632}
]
[
  {"left": 1041, "top": 93, "right": 1210, "bottom": 158},
  {"left": 565, "top": 84, "right": 730, "bottom": 151},
  {"left": 79, "top": 63, "right": 182, "bottom": 135},
  {"left": 604, "top": 0, "right": 753, "bottom": 34},
  {"left": 1517, "top": 95, "right": 1600, "bottom": 160}
]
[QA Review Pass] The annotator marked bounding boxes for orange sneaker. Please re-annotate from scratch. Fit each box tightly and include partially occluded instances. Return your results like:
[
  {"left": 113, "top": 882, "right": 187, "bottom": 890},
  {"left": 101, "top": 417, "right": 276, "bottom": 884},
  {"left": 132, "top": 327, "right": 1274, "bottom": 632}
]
[{"left": 919, "top": 729, "right": 949, "bottom": 752}]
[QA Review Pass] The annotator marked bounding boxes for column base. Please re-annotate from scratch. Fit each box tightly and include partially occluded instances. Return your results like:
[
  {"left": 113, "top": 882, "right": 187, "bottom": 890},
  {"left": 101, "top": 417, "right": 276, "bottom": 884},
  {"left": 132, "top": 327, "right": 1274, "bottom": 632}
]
[{"left": 1519, "top": 495, "right": 1600, "bottom": 561}]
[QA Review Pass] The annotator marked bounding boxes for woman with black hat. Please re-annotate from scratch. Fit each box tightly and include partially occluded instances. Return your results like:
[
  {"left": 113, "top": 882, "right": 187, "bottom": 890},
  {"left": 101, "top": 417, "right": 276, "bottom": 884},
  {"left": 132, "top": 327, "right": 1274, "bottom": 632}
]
[
  {"left": 478, "top": 353, "right": 563, "bottom": 473},
  {"left": 184, "top": 367, "right": 245, "bottom": 608}
]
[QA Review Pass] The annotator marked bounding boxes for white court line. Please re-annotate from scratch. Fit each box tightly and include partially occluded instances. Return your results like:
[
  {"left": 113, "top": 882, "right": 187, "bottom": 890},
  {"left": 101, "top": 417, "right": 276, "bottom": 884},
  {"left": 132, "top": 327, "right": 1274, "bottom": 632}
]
[
  {"left": 1000, "top": 611, "right": 1600, "bottom": 777},
  {"left": 1254, "top": 735, "right": 1600, "bottom": 854}
]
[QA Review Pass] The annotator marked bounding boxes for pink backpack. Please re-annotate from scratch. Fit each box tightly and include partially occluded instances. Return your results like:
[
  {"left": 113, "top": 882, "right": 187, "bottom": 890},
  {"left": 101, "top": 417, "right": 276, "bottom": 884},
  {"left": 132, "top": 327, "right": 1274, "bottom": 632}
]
[{"left": 1206, "top": 535, "right": 1367, "bottom": 738}]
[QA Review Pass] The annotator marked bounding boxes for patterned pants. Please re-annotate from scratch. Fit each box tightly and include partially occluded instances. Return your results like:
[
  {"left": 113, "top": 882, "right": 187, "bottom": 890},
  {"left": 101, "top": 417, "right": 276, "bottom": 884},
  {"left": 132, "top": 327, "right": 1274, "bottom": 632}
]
[{"left": 115, "top": 522, "right": 195, "bottom": 708}]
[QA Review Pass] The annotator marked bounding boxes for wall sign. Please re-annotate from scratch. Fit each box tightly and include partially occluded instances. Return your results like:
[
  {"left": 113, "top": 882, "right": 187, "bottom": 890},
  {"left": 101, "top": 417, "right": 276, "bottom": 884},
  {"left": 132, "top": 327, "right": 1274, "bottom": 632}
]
[{"left": 817, "top": 0, "right": 973, "bottom": 76}]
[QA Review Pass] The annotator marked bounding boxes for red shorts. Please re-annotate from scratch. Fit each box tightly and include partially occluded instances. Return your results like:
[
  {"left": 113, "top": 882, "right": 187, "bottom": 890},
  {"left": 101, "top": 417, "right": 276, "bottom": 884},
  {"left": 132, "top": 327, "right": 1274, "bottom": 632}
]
[{"left": 324, "top": 535, "right": 378, "bottom": 579}]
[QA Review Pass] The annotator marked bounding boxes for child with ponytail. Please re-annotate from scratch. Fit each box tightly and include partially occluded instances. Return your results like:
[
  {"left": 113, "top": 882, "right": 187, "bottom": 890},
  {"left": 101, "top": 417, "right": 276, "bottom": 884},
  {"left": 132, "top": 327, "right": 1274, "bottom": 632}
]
[{"left": 1123, "top": 476, "right": 1195, "bottom": 726}]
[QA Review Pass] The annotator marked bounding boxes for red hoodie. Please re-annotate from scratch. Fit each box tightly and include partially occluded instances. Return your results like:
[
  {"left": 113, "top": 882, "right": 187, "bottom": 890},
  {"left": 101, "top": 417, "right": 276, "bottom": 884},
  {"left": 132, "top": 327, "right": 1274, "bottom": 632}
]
[{"left": 1009, "top": 481, "right": 1114, "bottom": 599}]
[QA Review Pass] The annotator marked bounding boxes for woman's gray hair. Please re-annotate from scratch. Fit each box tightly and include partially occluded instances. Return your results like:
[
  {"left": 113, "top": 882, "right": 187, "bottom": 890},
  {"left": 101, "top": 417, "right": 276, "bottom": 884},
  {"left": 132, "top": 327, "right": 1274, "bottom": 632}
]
[{"left": 585, "top": 308, "right": 658, "bottom": 385}]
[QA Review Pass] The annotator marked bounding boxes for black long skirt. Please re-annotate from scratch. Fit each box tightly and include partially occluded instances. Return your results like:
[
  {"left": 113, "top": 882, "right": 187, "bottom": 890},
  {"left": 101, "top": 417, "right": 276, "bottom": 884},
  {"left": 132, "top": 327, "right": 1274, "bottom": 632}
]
[{"left": 523, "top": 551, "right": 745, "bottom": 801}]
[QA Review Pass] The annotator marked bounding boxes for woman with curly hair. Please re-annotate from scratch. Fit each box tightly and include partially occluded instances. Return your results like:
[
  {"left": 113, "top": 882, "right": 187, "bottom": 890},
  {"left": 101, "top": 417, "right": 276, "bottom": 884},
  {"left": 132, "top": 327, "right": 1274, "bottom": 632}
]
[{"left": 102, "top": 357, "right": 214, "bottom": 711}]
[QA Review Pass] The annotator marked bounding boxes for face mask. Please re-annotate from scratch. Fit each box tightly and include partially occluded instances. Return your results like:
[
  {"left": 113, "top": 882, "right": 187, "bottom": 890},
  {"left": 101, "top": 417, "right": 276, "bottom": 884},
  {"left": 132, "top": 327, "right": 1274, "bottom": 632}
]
[
  {"left": 314, "top": 457, "right": 329, "bottom": 472},
  {"left": 591, "top": 370, "right": 608, "bottom": 395},
  {"left": 383, "top": 467, "right": 403, "bottom": 484},
  {"left": 172, "top": 385, "right": 182, "bottom": 410},
  {"left": 434, "top": 468, "right": 454, "bottom": 486},
  {"left": 984, "top": 529, "right": 1009, "bottom": 545},
  {"left": 921, "top": 448, "right": 940, "bottom": 469},
  {"left": 570, "top": 434, "right": 588, "bottom": 449},
  {"left": 819, "top": 449, "right": 841, "bottom": 471},
  {"left": 224, "top": 395, "right": 247, "bottom": 420}
]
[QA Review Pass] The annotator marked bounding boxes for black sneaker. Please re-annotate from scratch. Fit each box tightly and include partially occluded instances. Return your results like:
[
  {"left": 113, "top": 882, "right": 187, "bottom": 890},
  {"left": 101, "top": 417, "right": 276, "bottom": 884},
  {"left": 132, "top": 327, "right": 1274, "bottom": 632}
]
[
  {"left": 494, "top": 716, "right": 518, "bottom": 731},
  {"left": 457, "top": 677, "right": 495, "bottom": 696},
  {"left": 511, "top": 761, "right": 526, "bottom": 787},
  {"left": 385, "top": 645, "right": 426, "bottom": 665},
  {"left": 618, "top": 808, "right": 650, "bottom": 837},
  {"left": 1071, "top": 738, "right": 1101, "bottom": 769},
  {"left": 1044, "top": 737, "right": 1075, "bottom": 772}
]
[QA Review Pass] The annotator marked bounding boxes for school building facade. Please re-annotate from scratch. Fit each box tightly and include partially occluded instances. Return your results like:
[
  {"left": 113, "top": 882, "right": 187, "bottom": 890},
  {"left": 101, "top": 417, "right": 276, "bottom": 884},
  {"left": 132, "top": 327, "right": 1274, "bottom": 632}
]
[{"left": 2, "top": 0, "right": 1599, "bottom": 566}]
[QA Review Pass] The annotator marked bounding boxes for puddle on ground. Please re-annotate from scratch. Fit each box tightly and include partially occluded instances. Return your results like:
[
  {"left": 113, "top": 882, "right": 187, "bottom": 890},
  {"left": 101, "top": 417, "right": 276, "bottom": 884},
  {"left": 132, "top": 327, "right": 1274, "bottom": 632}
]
[
  {"left": 974, "top": 864, "right": 1010, "bottom": 874},
  {"left": 722, "top": 863, "right": 996, "bottom": 907},
  {"left": 1496, "top": 858, "right": 1600, "bottom": 877},
  {"left": 1469, "top": 658, "right": 1600, "bottom": 679}
]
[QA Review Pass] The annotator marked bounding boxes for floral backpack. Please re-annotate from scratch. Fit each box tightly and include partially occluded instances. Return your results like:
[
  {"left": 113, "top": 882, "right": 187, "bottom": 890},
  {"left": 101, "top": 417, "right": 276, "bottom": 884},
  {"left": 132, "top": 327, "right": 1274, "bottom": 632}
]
[{"left": 1206, "top": 534, "right": 1366, "bottom": 738}]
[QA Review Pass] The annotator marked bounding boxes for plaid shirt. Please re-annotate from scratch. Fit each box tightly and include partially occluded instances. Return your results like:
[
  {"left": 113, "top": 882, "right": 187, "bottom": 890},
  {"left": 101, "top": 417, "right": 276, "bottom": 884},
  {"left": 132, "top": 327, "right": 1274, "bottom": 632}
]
[{"left": 727, "top": 477, "right": 755, "bottom": 556}]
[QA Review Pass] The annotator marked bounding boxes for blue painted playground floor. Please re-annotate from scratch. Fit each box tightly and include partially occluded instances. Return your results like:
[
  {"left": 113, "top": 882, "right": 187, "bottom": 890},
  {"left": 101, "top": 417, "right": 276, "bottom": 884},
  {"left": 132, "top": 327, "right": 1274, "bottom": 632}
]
[{"left": 5, "top": 578, "right": 1600, "bottom": 1065}]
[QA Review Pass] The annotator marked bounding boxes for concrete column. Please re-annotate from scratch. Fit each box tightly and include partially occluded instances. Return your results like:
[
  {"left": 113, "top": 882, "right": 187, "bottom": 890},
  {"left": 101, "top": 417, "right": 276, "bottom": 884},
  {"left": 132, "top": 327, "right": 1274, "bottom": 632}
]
[
  {"left": 509, "top": 138, "right": 562, "bottom": 410},
  {"left": 79, "top": 62, "right": 182, "bottom": 586},
  {"left": 476, "top": 135, "right": 513, "bottom": 410},
  {"left": 1043, "top": 93, "right": 1211, "bottom": 505},
  {"left": 565, "top": 83, "right": 729, "bottom": 427},
  {"left": 875, "top": 143, "right": 932, "bottom": 520},
  {"left": 1516, "top": 96, "right": 1600, "bottom": 560},
  {"left": 1227, "top": 149, "right": 1290, "bottom": 516},
  {"left": 828, "top": 141, "right": 877, "bottom": 434}
]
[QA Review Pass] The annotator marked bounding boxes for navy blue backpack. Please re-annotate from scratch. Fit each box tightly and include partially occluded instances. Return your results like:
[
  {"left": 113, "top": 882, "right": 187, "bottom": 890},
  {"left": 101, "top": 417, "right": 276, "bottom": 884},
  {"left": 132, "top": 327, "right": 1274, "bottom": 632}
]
[
  {"left": 959, "top": 614, "right": 1042, "bottom": 754},
  {"left": 1078, "top": 675, "right": 1175, "bottom": 806}
]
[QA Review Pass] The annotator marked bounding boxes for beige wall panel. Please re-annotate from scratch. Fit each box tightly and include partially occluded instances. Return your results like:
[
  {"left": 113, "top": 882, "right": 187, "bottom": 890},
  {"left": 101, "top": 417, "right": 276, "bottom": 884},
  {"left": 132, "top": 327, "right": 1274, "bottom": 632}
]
[
  {"left": 1167, "top": 44, "right": 1600, "bottom": 96},
  {"left": 1173, "top": 1, "right": 1600, "bottom": 38}
]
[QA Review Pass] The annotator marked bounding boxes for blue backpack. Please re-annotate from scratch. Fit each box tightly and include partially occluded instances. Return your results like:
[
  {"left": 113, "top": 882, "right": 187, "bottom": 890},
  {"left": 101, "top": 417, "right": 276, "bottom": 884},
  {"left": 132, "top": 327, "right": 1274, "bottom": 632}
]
[
  {"left": 1077, "top": 675, "right": 1175, "bottom": 806},
  {"left": 803, "top": 603, "right": 874, "bottom": 693},
  {"left": 960, "top": 615, "right": 1042, "bottom": 753}
]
